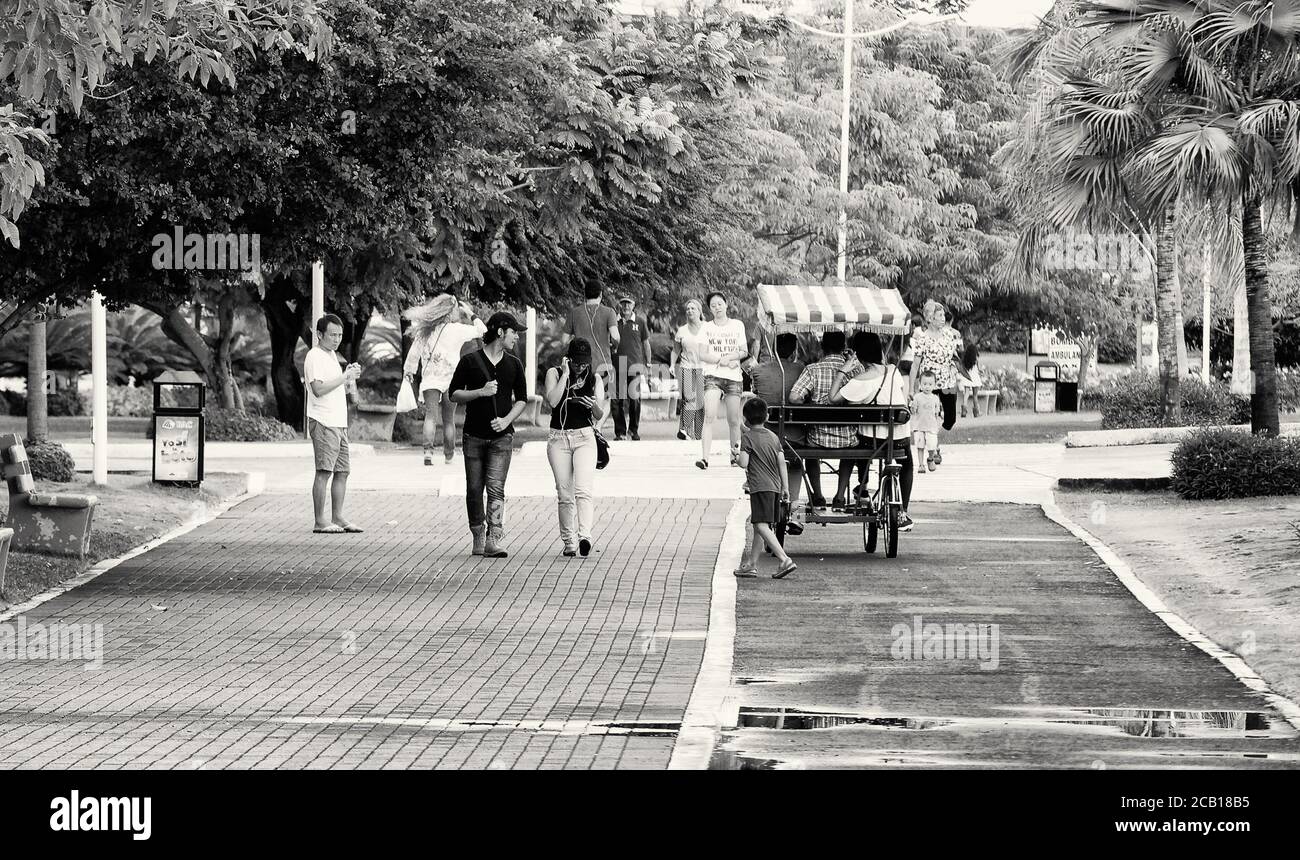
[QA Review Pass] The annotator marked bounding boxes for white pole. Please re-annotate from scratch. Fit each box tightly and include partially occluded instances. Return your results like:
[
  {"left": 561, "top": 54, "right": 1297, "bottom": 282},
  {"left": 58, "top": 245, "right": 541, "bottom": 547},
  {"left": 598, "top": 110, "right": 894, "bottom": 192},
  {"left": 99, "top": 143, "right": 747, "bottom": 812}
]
[
  {"left": 1201, "top": 240, "right": 1212, "bottom": 380},
  {"left": 90, "top": 291, "right": 108, "bottom": 486},
  {"left": 836, "top": 0, "right": 854, "bottom": 287},
  {"left": 525, "top": 306, "right": 537, "bottom": 400},
  {"left": 311, "top": 260, "right": 325, "bottom": 347}
]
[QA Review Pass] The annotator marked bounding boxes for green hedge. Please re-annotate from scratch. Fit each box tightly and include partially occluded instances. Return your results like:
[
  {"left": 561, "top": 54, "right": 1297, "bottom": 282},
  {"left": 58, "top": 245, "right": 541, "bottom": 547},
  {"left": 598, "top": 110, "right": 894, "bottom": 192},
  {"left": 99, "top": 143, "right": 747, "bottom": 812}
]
[
  {"left": 204, "top": 409, "right": 298, "bottom": 442},
  {"left": 25, "top": 440, "right": 76, "bottom": 482},
  {"left": 1100, "top": 373, "right": 1250, "bottom": 429},
  {"left": 1171, "top": 428, "right": 1300, "bottom": 499}
]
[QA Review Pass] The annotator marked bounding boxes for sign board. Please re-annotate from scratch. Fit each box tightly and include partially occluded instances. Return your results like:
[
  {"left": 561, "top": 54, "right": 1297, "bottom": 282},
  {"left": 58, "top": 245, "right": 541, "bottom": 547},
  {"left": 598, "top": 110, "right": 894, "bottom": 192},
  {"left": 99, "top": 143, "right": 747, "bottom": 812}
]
[
  {"left": 1034, "top": 381, "right": 1056, "bottom": 413},
  {"left": 1030, "top": 328, "right": 1056, "bottom": 356},
  {"left": 1048, "top": 342, "right": 1082, "bottom": 383},
  {"left": 1139, "top": 322, "right": 1159, "bottom": 373},
  {"left": 154, "top": 415, "right": 202, "bottom": 482}
]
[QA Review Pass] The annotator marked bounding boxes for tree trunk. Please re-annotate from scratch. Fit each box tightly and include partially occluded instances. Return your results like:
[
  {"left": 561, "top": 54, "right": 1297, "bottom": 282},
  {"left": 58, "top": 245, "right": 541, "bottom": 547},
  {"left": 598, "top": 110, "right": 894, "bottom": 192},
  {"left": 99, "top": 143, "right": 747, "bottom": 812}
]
[
  {"left": 1154, "top": 207, "right": 1182, "bottom": 423},
  {"left": 1077, "top": 334, "right": 1097, "bottom": 393},
  {"left": 1241, "top": 190, "right": 1280, "bottom": 437},
  {"left": 212, "top": 291, "right": 242, "bottom": 410},
  {"left": 26, "top": 319, "right": 48, "bottom": 443},
  {"left": 262, "top": 277, "right": 311, "bottom": 430},
  {"left": 151, "top": 303, "right": 216, "bottom": 386}
]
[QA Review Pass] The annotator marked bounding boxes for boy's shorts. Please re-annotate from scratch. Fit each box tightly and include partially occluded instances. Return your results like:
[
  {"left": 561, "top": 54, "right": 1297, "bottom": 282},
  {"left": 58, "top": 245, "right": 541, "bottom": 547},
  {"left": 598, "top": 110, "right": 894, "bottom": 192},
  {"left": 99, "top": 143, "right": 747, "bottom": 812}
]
[
  {"left": 749, "top": 491, "right": 780, "bottom": 525},
  {"left": 912, "top": 430, "right": 938, "bottom": 449}
]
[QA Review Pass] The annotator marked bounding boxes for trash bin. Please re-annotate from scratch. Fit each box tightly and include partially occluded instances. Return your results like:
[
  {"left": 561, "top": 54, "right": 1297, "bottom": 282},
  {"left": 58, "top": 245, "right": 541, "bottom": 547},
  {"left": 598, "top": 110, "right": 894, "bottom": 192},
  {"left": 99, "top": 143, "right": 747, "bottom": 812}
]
[
  {"left": 1056, "top": 380, "right": 1079, "bottom": 412},
  {"left": 153, "top": 370, "right": 205, "bottom": 486},
  {"left": 1034, "top": 361, "right": 1059, "bottom": 414}
]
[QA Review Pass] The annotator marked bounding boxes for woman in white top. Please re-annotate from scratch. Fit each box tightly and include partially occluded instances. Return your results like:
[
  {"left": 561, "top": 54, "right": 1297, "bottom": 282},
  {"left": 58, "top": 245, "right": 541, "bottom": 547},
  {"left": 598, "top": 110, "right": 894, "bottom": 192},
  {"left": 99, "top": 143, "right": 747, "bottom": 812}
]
[
  {"left": 830, "top": 331, "right": 915, "bottom": 532},
  {"left": 403, "top": 294, "right": 488, "bottom": 465},
  {"left": 670, "top": 298, "right": 708, "bottom": 441},
  {"left": 697, "top": 291, "right": 748, "bottom": 470}
]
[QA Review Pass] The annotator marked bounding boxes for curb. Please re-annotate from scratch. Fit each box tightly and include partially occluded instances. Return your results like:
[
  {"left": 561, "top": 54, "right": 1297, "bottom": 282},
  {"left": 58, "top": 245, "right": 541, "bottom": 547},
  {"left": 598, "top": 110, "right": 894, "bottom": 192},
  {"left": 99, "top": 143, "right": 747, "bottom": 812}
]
[
  {"left": 0, "top": 471, "right": 265, "bottom": 623},
  {"left": 668, "top": 497, "right": 748, "bottom": 770},
  {"left": 63, "top": 442, "right": 376, "bottom": 460},
  {"left": 1056, "top": 476, "right": 1172, "bottom": 492},
  {"left": 1066, "top": 422, "right": 1300, "bottom": 448},
  {"left": 1042, "top": 497, "right": 1300, "bottom": 733}
]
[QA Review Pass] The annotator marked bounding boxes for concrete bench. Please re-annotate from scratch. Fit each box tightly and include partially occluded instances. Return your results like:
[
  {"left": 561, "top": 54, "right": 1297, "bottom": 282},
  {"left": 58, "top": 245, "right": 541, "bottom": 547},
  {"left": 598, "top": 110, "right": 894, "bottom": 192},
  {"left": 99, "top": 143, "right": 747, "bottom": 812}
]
[
  {"left": 974, "top": 389, "right": 1000, "bottom": 415},
  {"left": 0, "top": 526, "right": 12, "bottom": 600},
  {"left": 1, "top": 434, "right": 98, "bottom": 558}
]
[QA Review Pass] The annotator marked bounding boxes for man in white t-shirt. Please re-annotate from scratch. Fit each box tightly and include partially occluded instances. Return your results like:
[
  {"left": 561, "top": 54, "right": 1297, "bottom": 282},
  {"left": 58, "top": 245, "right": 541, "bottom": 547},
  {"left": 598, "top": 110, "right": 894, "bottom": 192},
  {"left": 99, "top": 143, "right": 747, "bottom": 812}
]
[{"left": 304, "top": 314, "right": 363, "bottom": 534}]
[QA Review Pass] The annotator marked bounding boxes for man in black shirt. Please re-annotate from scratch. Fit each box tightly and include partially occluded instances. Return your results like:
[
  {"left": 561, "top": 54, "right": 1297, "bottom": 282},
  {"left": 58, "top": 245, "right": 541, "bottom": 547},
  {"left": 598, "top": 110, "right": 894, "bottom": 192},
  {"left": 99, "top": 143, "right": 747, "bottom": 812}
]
[
  {"left": 613, "top": 295, "right": 652, "bottom": 440},
  {"left": 449, "top": 312, "right": 529, "bottom": 558}
]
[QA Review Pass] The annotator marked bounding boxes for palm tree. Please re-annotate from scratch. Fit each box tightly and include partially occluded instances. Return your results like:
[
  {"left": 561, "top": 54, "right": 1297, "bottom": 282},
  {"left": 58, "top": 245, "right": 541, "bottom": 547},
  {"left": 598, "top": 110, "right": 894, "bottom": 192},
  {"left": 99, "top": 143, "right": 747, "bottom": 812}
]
[
  {"left": 1063, "top": 0, "right": 1296, "bottom": 436},
  {"left": 1003, "top": 3, "right": 1195, "bottom": 422},
  {"left": 26, "top": 315, "right": 47, "bottom": 443}
]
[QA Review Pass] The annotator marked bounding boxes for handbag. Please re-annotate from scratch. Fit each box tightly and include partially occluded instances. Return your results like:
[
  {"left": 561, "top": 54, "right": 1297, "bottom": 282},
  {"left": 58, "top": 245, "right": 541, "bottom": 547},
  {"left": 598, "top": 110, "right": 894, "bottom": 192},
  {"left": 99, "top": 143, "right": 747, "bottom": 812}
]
[
  {"left": 593, "top": 424, "right": 610, "bottom": 470},
  {"left": 395, "top": 377, "right": 418, "bottom": 413}
]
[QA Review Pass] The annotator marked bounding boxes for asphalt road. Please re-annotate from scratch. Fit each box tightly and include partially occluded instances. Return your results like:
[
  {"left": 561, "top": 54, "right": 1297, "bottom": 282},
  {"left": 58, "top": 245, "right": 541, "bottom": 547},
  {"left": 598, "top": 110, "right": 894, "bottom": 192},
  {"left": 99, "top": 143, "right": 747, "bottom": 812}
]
[{"left": 718, "top": 501, "right": 1300, "bottom": 769}]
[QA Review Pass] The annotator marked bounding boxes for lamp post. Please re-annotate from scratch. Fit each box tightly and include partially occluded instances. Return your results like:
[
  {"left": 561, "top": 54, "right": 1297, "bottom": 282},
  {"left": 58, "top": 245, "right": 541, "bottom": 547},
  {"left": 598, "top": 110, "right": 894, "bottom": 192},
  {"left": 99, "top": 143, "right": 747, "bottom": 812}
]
[{"left": 786, "top": 4, "right": 960, "bottom": 286}]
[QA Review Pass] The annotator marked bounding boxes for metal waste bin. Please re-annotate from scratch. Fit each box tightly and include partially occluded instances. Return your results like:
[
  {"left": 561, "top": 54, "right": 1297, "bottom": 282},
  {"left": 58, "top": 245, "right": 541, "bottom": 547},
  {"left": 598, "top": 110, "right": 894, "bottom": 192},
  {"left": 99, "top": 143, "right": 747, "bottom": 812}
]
[
  {"left": 1056, "top": 380, "right": 1079, "bottom": 412},
  {"left": 1034, "top": 361, "right": 1059, "bottom": 414},
  {"left": 153, "top": 370, "right": 205, "bottom": 486}
]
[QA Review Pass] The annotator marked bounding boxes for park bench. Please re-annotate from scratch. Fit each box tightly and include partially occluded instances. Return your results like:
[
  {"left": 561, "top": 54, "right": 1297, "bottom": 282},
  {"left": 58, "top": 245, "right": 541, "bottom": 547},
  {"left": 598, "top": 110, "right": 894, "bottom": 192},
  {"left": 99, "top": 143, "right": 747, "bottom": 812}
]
[
  {"left": 975, "top": 389, "right": 1000, "bottom": 415},
  {"left": 0, "top": 434, "right": 98, "bottom": 558}
]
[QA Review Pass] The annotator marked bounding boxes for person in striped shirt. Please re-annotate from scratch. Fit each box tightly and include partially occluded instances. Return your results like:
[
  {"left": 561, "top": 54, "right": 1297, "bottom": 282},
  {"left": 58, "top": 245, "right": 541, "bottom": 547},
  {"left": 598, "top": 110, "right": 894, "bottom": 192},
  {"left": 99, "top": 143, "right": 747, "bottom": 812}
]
[{"left": 788, "top": 331, "right": 858, "bottom": 510}]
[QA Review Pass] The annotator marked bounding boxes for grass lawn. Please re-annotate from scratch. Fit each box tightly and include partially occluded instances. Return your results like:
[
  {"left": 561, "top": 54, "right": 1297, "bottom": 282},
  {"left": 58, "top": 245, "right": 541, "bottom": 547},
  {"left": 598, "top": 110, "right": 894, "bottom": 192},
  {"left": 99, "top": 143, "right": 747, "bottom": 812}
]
[
  {"left": 1, "top": 472, "right": 247, "bottom": 607},
  {"left": 1057, "top": 488, "right": 1300, "bottom": 707}
]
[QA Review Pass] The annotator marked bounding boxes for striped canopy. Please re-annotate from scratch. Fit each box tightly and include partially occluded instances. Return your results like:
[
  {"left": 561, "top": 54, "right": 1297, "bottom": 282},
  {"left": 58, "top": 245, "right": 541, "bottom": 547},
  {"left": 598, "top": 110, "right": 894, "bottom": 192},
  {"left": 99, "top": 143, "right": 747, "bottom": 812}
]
[{"left": 757, "top": 283, "right": 911, "bottom": 334}]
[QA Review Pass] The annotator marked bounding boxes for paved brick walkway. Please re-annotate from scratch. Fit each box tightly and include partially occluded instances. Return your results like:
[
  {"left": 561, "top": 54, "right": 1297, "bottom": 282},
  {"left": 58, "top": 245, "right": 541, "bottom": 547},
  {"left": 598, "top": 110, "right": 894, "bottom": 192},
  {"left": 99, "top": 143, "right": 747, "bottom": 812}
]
[{"left": 0, "top": 494, "right": 730, "bottom": 769}]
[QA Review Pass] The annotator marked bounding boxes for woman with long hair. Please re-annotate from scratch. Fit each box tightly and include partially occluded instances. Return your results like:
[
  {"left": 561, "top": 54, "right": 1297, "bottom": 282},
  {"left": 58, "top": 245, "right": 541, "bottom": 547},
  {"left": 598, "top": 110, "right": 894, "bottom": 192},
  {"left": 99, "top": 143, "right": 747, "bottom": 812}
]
[
  {"left": 957, "top": 343, "right": 984, "bottom": 418},
  {"left": 697, "top": 291, "right": 748, "bottom": 470},
  {"left": 403, "top": 294, "right": 487, "bottom": 464},
  {"left": 907, "top": 300, "right": 963, "bottom": 468},
  {"left": 670, "top": 298, "right": 708, "bottom": 441},
  {"left": 544, "top": 337, "right": 606, "bottom": 558}
]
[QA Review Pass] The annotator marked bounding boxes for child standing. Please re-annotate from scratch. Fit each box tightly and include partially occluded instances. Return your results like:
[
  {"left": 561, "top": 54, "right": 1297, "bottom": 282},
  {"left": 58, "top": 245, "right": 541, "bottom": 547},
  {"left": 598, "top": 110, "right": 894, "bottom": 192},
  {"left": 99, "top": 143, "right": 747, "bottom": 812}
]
[
  {"left": 734, "top": 397, "right": 798, "bottom": 580},
  {"left": 910, "top": 371, "right": 942, "bottom": 474}
]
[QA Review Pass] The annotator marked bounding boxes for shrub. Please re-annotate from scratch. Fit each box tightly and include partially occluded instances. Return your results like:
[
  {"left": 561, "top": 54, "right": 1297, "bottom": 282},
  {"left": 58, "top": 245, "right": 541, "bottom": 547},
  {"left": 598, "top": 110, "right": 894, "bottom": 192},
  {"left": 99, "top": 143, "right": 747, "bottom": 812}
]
[
  {"left": 1100, "top": 373, "right": 1250, "bottom": 429},
  {"left": 107, "top": 385, "right": 154, "bottom": 417},
  {"left": 1, "top": 391, "right": 24, "bottom": 416},
  {"left": 239, "top": 385, "right": 273, "bottom": 418},
  {"left": 202, "top": 409, "right": 298, "bottom": 442},
  {"left": 47, "top": 388, "right": 85, "bottom": 417},
  {"left": 1276, "top": 367, "right": 1300, "bottom": 413},
  {"left": 1171, "top": 428, "right": 1300, "bottom": 499},
  {"left": 980, "top": 365, "right": 1033, "bottom": 410},
  {"left": 24, "top": 439, "right": 76, "bottom": 483}
]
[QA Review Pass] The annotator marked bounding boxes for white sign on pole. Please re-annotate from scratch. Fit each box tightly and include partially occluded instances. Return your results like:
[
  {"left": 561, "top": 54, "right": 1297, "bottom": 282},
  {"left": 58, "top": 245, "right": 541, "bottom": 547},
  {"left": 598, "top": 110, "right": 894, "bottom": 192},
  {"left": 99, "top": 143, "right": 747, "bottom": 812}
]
[{"left": 1139, "top": 322, "right": 1159, "bottom": 373}]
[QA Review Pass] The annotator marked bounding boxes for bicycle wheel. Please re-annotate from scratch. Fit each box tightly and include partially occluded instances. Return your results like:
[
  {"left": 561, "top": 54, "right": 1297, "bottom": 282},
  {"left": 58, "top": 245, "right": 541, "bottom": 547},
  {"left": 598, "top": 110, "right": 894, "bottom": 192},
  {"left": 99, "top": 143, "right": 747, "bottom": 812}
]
[
  {"left": 864, "top": 515, "right": 877, "bottom": 553},
  {"left": 884, "top": 501, "right": 900, "bottom": 558}
]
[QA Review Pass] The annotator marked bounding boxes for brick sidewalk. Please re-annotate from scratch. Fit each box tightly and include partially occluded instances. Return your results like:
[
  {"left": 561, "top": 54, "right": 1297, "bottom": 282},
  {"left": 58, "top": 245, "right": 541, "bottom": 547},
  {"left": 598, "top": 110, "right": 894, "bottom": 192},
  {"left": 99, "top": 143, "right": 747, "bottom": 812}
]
[{"left": 0, "top": 494, "right": 731, "bottom": 769}]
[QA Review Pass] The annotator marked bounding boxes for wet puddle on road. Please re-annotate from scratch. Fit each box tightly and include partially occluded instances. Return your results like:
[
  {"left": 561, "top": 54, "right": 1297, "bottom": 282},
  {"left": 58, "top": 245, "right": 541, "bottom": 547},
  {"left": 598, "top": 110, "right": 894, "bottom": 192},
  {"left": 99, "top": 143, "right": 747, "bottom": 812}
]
[
  {"left": 710, "top": 706, "right": 1298, "bottom": 769},
  {"left": 275, "top": 715, "right": 680, "bottom": 737}
]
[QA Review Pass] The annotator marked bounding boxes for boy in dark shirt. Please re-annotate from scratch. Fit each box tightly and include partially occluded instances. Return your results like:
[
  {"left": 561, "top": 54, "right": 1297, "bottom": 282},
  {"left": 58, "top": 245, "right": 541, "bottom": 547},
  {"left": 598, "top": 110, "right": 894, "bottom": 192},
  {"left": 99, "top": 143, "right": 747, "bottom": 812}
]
[
  {"left": 449, "top": 312, "right": 529, "bottom": 558},
  {"left": 734, "top": 397, "right": 798, "bottom": 580}
]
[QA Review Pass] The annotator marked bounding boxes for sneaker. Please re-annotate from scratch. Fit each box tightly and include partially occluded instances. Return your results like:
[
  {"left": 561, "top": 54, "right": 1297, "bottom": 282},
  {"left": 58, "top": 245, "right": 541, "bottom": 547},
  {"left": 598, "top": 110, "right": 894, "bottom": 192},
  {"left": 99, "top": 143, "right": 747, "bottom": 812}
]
[
  {"left": 831, "top": 495, "right": 847, "bottom": 512},
  {"left": 927, "top": 460, "right": 937, "bottom": 473},
  {"left": 733, "top": 564, "right": 759, "bottom": 578},
  {"left": 615, "top": 434, "right": 628, "bottom": 441},
  {"left": 695, "top": 459, "right": 709, "bottom": 470},
  {"left": 630, "top": 433, "right": 640, "bottom": 441},
  {"left": 676, "top": 429, "right": 688, "bottom": 441},
  {"left": 898, "top": 511, "right": 914, "bottom": 532},
  {"left": 772, "top": 558, "right": 798, "bottom": 579},
  {"left": 563, "top": 547, "right": 577, "bottom": 557},
  {"left": 932, "top": 448, "right": 943, "bottom": 465},
  {"left": 810, "top": 495, "right": 828, "bottom": 510},
  {"left": 786, "top": 520, "right": 805, "bottom": 537},
  {"left": 579, "top": 538, "right": 592, "bottom": 557}
]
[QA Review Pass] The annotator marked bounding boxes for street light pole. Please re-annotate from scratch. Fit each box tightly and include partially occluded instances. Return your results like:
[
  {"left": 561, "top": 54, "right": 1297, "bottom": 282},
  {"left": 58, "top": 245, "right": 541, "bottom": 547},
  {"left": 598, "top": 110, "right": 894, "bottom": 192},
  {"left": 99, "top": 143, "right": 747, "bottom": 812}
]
[
  {"left": 785, "top": 3, "right": 960, "bottom": 287},
  {"left": 836, "top": 0, "right": 855, "bottom": 286}
]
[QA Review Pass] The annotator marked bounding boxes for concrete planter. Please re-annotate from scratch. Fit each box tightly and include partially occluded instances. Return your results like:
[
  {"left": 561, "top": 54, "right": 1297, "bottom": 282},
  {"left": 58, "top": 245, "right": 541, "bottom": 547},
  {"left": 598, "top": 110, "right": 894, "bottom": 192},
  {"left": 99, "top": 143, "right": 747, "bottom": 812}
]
[{"left": 351, "top": 402, "right": 398, "bottom": 442}]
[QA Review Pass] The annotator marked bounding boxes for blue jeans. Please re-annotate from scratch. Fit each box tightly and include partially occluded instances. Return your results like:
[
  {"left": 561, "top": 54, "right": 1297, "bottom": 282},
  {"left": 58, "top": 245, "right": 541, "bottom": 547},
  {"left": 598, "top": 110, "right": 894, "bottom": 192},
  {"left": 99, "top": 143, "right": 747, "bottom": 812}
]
[{"left": 463, "top": 433, "right": 513, "bottom": 532}]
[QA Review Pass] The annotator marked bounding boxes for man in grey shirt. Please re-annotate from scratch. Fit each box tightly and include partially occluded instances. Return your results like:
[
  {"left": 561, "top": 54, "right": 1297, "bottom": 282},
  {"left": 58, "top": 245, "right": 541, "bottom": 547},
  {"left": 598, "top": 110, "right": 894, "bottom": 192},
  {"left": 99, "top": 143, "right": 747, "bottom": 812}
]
[{"left": 563, "top": 283, "right": 620, "bottom": 380}]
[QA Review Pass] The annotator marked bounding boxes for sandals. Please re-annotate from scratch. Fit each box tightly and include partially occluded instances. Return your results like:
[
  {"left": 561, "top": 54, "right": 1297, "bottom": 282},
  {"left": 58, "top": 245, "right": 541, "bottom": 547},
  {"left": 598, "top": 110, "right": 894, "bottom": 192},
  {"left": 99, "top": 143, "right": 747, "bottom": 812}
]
[
  {"left": 733, "top": 564, "right": 759, "bottom": 578},
  {"left": 313, "top": 524, "right": 345, "bottom": 534},
  {"left": 773, "top": 559, "right": 798, "bottom": 579}
]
